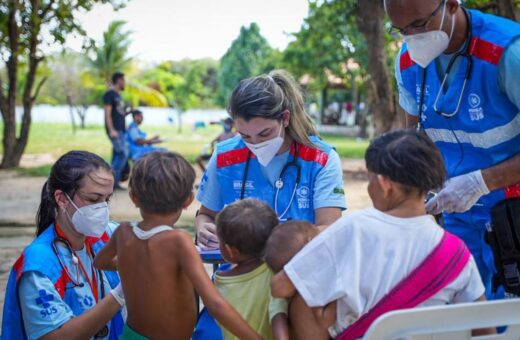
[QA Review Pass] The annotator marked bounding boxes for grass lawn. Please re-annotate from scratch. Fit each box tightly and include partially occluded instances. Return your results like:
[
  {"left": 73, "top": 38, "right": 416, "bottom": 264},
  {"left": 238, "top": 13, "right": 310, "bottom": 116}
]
[{"left": 1, "top": 123, "right": 369, "bottom": 176}]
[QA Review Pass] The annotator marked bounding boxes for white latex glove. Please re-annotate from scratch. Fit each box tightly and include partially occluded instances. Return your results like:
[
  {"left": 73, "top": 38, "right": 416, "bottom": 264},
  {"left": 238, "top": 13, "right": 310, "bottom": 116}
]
[
  {"left": 426, "top": 170, "right": 489, "bottom": 214},
  {"left": 196, "top": 222, "right": 220, "bottom": 250},
  {"left": 110, "top": 282, "right": 125, "bottom": 307}
]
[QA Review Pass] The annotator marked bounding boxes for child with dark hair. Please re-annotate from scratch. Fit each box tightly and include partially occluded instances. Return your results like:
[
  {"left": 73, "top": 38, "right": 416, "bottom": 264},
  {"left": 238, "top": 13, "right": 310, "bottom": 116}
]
[
  {"left": 271, "top": 129, "right": 491, "bottom": 339},
  {"left": 94, "top": 152, "right": 261, "bottom": 340},
  {"left": 214, "top": 198, "right": 288, "bottom": 340}
]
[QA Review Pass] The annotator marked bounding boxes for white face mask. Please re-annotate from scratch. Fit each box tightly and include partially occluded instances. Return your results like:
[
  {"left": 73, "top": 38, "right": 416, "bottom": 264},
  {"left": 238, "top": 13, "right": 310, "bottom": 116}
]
[
  {"left": 66, "top": 195, "right": 109, "bottom": 237},
  {"left": 244, "top": 123, "right": 284, "bottom": 166},
  {"left": 403, "top": 2, "right": 456, "bottom": 68}
]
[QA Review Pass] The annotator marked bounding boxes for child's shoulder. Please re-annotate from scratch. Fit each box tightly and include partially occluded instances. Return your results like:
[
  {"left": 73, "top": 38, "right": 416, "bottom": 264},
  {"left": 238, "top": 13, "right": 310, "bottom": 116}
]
[
  {"left": 112, "top": 221, "right": 133, "bottom": 237},
  {"left": 153, "top": 228, "right": 196, "bottom": 249}
]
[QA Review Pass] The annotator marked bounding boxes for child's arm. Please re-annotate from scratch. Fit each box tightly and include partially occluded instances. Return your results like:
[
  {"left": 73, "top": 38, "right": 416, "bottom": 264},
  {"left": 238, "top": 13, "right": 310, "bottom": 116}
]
[
  {"left": 271, "top": 271, "right": 296, "bottom": 298},
  {"left": 175, "top": 232, "right": 263, "bottom": 340},
  {"left": 271, "top": 313, "right": 289, "bottom": 340},
  {"left": 93, "top": 226, "right": 119, "bottom": 271},
  {"left": 312, "top": 300, "right": 337, "bottom": 330}
]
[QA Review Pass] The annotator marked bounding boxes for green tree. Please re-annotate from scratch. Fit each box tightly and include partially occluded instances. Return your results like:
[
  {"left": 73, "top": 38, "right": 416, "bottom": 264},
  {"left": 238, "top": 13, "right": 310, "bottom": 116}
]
[
  {"left": 38, "top": 50, "right": 103, "bottom": 129},
  {"left": 0, "top": 0, "right": 127, "bottom": 169},
  {"left": 88, "top": 20, "right": 167, "bottom": 108},
  {"left": 283, "top": 0, "right": 398, "bottom": 134},
  {"left": 217, "top": 23, "right": 274, "bottom": 106},
  {"left": 89, "top": 20, "right": 132, "bottom": 84}
]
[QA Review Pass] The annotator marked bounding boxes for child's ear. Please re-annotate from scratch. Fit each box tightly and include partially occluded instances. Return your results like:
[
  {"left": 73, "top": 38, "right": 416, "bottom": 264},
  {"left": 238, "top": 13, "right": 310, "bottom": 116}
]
[
  {"left": 377, "top": 174, "right": 393, "bottom": 197},
  {"left": 223, "top": 244, "right": 240, "bottom": 261},
  {"left": 182, "top": 192, "right": 195, "bottom": 210},
  {"left": 129, "top": 190, "right": 140, "bottom": 208}
]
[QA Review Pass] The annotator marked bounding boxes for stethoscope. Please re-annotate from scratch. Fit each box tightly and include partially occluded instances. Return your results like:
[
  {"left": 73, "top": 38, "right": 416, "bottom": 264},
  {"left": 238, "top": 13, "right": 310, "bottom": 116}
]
[
  {"left": 52, "top": 228, "right": 108, "bottom": 338},
  {"left": 240, "top": 143, "right": 301, "bottom": 221},
  {"left": 418, "top": 8, "right": 473, "bottom": 128}
]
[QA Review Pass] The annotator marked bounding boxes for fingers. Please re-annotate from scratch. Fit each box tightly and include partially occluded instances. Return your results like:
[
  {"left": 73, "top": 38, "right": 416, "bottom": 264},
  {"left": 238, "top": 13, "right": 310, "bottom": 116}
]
[
  {"left": 197, "top": 223, "right": 219, "bottom": 249},
  {"left": 425, "top": 195, "right": 442, "bottom": 215}
]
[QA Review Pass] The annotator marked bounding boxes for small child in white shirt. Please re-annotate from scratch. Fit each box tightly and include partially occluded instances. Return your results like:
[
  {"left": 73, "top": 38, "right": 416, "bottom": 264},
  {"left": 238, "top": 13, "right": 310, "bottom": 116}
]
[{"left": 269, "top": 129, "right": 493, "bottom": 339}]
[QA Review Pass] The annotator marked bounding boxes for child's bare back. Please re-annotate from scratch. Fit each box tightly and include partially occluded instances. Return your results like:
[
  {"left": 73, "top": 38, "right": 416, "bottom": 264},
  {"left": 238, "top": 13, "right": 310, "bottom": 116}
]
[
  {"left": 116, "top": 222, "right": 198, "bottom": 339},
  {"left": 94, "top": 152, "right": 261, "bottom": 340}
]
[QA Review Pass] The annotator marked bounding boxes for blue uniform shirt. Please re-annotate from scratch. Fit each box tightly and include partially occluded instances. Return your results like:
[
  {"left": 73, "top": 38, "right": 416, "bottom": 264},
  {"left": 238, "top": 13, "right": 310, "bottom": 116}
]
[
  {"left": 197, "top": 146, "right": 346, "bottom": 213},
  {"left": 18, "top": 245, "right": 112, "bottom": 340},
  {"left": 396, "top": 37, "right": 520, "bottom": 116}
]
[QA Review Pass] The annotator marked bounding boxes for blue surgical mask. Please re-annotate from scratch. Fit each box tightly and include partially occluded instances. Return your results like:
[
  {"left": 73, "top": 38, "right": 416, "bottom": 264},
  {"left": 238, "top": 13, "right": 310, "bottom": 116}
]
[{"left": 223, "top": 124, "right": 232, "bottom": 132}]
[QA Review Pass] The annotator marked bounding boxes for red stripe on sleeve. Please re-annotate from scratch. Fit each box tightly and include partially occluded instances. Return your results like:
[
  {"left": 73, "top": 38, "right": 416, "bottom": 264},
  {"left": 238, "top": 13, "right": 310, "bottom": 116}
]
[
  {"left": 292, "top": 143, "right": 329, "bottom": 167},
  {"left": 505, "top": 183, "right": 520, "bottom": 199},
  {"left": 217, "top": 147, "right": 252, "bottom": 168},
  {"left": 54, "top": 268, "right": 71, "bottom": 299},
  {"left": 400, "top": 51, "right": 415, "bottom": 71},
  {"left": 469, "top": 37, "right": 504, "bottom": 65},
  {"left": 13, "top": 254, "right": 25, "bottom": 282}
]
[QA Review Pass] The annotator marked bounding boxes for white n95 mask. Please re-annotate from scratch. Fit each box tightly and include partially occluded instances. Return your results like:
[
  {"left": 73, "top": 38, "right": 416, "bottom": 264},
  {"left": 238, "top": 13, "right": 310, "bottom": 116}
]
[
  {"left": 403, "top": 2, "right": 455, "bottom": 68},
  {"left": 66, "top": 195, "right": 109, "bottom": 237},
  {"left": 244, "top": 124, "right": 284, "bottom": 166}
]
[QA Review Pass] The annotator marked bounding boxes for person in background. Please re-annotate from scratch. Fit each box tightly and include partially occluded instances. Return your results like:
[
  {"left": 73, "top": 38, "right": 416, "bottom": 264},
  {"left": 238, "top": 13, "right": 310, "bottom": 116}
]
[
  {"left": 196, "top": 117, "right": 237, "bottom": 172},
  {"left": 104, "top": 72, "right": 131, "bottom": 190},
  {"left": 126, "top": 110, "right": 166, "bottom": 161}
]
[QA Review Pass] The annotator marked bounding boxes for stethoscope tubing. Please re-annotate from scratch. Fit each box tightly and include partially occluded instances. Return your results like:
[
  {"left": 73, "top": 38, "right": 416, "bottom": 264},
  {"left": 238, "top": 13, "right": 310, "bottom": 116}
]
[
  {"left": 241, "top": 143, "right": 301, "bottom": 220},
  {"left": 418, "top": 8, "right": 473, "bottom": 124},
  {"left": 52, "top": 234, "right": 105, "bottom": 298}
]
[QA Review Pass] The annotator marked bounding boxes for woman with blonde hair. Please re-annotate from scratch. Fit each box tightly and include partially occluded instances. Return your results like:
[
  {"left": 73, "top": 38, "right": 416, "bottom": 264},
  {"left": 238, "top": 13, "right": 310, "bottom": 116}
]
[{"left": 195, "top": 70, "right": 346, "bottom": 250}]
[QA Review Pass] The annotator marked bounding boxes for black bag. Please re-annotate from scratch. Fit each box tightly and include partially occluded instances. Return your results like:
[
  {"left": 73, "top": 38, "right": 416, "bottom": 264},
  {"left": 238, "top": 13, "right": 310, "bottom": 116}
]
[{"left": 487, "top": 198, "right": 520, "bottom": 295}]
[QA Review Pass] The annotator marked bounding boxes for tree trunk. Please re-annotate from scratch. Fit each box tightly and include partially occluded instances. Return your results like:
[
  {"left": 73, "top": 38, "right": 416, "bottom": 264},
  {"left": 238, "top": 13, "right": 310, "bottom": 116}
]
[
  {"left": 66, "top": 94, "right": 77, "bottom": 133},
  {"left": 1, "top": 0, "right": 21, "bottom": 169},
  {"left": 79, "top": 105, "right": 88, "bottom": 129},
  {"left": 320, "top": 88, "right": 327, "bottom": 124},
  {"left": 0, "top": 0, "right": 43, "bottom": 169},
  {"left": 496, "top": 0, "right": 517, "bottom": 21},
  {"left": 356, "top": 0, "right": 396, "bottom": 135},
  {"left": 177, "top": 110, "right": 183, "bottom": 133}
]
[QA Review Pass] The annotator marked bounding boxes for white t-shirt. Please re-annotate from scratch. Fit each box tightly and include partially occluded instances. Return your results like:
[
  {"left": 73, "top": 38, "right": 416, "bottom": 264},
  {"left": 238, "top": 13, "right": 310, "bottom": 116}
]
[{"left": 284, "top": 208, "right": 485, "bottom": 338}]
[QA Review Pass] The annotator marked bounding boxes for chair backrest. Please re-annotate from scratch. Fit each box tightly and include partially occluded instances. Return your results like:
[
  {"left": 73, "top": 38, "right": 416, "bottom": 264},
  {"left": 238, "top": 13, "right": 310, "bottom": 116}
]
[{"left": 363, "top": 299, "right": 520, "bottom": 340}]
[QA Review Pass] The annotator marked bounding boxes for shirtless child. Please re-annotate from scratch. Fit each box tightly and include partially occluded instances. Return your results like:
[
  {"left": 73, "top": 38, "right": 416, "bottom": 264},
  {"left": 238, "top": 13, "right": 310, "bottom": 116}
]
[{"left": 94, "top": 152, "right": 261, "bottom": 340}]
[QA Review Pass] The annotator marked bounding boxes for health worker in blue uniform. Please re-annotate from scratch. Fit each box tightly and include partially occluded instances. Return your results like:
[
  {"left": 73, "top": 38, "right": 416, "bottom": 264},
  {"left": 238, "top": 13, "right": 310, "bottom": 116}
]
[
  {"left": 2, "top": 151, "right": 126, "bottom": 340},
  {"left": 195, "top": 70, "right": 347, "bottom": 250},
  {"left": 387, "top": 0, "right": 520, "bottom": 298}
]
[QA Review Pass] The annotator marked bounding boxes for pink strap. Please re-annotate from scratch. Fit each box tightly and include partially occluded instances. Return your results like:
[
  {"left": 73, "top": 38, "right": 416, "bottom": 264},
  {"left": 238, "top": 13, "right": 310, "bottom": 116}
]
[{"left": 337, "top": 232, "right": 470, "bottom": 340}]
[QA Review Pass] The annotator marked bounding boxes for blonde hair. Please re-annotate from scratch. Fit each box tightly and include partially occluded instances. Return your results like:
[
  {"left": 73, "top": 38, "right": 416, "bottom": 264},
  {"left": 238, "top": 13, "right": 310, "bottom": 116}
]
[{"left": 228, "top": 69, "right": 318, "bottom": 146}]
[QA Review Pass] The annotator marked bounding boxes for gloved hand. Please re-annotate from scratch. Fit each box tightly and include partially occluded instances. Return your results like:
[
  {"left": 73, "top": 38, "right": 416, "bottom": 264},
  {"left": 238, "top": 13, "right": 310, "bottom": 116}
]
[
  {"left": 110, "top": 282, "right": 125, "bottom": 307},
  {"left": 426, "top": 170, "right": 489, "bottom": 215},
  {"left": 197, "top": 222, "right": 220, "bottom": 250}
]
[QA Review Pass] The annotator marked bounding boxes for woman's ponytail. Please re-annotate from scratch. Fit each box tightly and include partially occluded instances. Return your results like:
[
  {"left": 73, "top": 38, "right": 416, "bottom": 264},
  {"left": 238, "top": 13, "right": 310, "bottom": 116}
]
[
  {"left": 270, "top": 70, "right": 317, "bottom": 146},
  {"left": 36, "top": 181, "right": 56, "bottom": 236}
]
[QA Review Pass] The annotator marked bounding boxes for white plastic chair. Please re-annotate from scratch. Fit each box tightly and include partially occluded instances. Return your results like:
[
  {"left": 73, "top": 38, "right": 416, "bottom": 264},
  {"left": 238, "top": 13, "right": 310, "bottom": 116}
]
[{"left": 363, "top": 299, "right": 520, "bottom": 340}]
